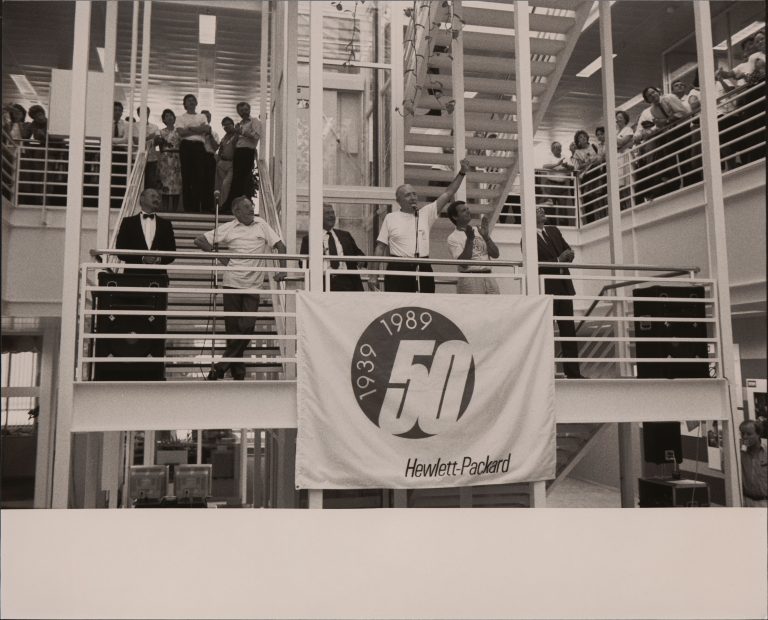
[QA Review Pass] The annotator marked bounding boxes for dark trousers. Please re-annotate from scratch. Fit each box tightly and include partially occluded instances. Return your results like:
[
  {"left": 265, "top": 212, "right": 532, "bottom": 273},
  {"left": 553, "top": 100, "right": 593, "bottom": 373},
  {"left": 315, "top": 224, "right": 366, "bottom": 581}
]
[
  {"left": 329, "top": 273, "right": 364, "bottom": 292},
  {"left": 228, "top": 147, "right": 256, "bottom": 208},
  {"left": 144, "top": 160, "right": 159, "bottom": 191},
  {"left": 203, "top": 153, "right": 216, "bottom": 212},
  {"left": 384, "top": 261, "right": 435, "bottom": 293},
  {"left": 554, "top": 297, "right": 580, "bottom": 378},
  {"left": 214, "top": 289, "right": 260, "bottom": 377},
  {"left": 179, "top": 140, "right": 208, "bottom": 212}
]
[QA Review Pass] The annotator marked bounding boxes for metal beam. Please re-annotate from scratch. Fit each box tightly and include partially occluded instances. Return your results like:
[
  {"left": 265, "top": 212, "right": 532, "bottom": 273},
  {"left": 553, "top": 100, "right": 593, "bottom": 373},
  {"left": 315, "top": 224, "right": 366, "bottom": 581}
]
[
  {"left": 51, "top": 0, "right": 91, "bottom": 508},
  {"left": 693, "top": 2, "right": 742, "bottom": 508},
  {"left": 308, "top": 1, "right": 323, "bottom": 293},
  {"left": 96, "top": 1, "right": 117, "bottom": 249},
  {"left": 451, "top": 1, "right": 467, "bottom": 203}
]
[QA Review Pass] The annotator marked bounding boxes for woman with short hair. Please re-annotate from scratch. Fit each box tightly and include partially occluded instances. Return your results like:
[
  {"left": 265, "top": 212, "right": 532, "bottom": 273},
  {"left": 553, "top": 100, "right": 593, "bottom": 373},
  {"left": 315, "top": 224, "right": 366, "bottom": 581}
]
[
  {"left": 156, "top": 109, "right": 182, "bottom": 212},
  {"left": 175, "top": 94, "right": 212, "bottom": 212}
]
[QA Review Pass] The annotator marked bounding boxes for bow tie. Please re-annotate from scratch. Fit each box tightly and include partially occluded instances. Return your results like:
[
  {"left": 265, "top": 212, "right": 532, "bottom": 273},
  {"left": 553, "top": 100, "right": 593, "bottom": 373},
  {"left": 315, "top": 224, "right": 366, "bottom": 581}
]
[{"left": 142, "top": 213, "right": 155, "bottom": 219}]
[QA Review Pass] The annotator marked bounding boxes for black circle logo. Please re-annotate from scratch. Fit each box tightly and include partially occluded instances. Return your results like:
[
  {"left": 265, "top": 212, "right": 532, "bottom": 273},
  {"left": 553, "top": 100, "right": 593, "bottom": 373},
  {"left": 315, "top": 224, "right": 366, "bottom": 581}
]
[{"left": 350, "top": 307, "right": 475, "bottom": 439}]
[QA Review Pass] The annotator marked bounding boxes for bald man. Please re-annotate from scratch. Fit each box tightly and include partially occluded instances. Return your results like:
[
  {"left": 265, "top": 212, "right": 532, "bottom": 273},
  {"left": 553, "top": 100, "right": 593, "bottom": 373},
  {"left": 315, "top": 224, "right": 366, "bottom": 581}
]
[{"left": 369, "top": 158, "right": 471, "bottom": 293}]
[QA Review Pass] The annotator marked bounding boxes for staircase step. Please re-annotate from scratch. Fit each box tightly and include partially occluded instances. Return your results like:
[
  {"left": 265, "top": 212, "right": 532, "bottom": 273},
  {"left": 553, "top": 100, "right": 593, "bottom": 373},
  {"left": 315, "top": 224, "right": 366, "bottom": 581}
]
[
  {"left": 433, "top": 29, "right": 565, "bottom": 57},
  {"left": 405, "top": 151, "right": 514, "bottom": 169},
  {"left": 416, "top": 95, "right": 532, "bottom": 117},
  {"left": 405, "top": 166, "right": 508, "bottom": 185},
  {"left": 406, "top": 133, "right": 517, "bottom": 151},
  {"left": 411, "top": 113, "right": 516, "bottom": 133},
  {"left": 409, "top": 185, "right": 502, "bottom": 201},
  {"left": 429, "top": 53, "right": 556, "bottom": 78},
  {"left": 462, "top": 6, "right": 576, "bottom": 34}
]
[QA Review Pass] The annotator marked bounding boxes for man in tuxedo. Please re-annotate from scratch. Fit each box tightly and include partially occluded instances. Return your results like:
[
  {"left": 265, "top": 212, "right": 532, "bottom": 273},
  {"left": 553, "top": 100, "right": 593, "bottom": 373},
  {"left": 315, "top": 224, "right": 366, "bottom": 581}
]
[
  {"left": 116, "top": 188, "right": 177, "bottom": 274},
  {"left": 527, "top": 201, "right": 584, "bottom": 379},
  {"left": 300, "top": 203, "right": 366, "bottom": 291}
]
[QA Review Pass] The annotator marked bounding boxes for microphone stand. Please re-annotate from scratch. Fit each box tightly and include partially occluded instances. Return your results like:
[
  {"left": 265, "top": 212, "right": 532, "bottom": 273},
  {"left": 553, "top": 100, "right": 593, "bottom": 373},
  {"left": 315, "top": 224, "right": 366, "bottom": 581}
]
[{"left": 209, "top": 191, "right": 221, "bottom": 378}]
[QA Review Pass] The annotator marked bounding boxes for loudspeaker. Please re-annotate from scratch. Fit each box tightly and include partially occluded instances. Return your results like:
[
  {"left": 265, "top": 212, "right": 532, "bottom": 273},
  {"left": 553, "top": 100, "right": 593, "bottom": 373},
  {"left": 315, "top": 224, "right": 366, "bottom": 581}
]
[
  {"left": 642, "top": 421, "right": 683, "bottom": 464},
  {"left": 92, "top": 272, "right": 168, "bottom": 381},
  {"left": 632, "top": 285, "right": 709, "bottom": 379}
]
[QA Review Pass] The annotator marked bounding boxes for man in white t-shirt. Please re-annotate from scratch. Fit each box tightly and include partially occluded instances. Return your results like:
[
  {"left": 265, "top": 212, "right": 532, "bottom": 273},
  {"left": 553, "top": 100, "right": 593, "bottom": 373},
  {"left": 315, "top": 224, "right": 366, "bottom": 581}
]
[
  {"left": 369, "top": 158, "right": 471, "bottom": 293},
  {"left": 195, "top": 196, "right": 286, "bottom": 380},
  {"left": 446, "top": 201, "right": 499, "bottom": 294}
]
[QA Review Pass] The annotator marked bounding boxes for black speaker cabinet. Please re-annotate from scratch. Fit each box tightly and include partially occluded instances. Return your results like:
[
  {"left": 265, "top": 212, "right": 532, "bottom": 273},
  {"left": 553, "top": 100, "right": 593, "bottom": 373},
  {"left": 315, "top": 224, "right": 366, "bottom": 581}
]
[
  {"left": 643, "top": 421, "right": 683, "bottom": 464},
  {"left": 638, "top": 477, "right": 710, "bottom": 507},
  {"left": 92, "top": 272, "right": 168, "bottom": 381},
  {"left": 632, "top": 285, "right": 709, "bottom": 379}
]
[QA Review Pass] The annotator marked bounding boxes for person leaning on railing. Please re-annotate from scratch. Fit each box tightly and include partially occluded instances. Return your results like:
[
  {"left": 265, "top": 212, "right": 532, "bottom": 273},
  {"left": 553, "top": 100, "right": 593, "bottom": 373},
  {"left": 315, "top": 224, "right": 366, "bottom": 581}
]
[
  {"left": 670, "top": 79, "right": 702, "bottom": 186},
  {"left": 445, "top": 201, "right": 500, "bottom": 295},
  {"left": 571, "top": 130, "right": 601, "bottom": 223},
  {"left": 539, "top": 140, "right": 574, "bottom": 225},
  {"left": 368, "top": 158, "right": 471, "bottom": 293},
  {"left": 738, "top": 419, "right": 767, "bottom": 507},
  {"left": 615, "top": 111, "right": 634, "bottom": 210}
]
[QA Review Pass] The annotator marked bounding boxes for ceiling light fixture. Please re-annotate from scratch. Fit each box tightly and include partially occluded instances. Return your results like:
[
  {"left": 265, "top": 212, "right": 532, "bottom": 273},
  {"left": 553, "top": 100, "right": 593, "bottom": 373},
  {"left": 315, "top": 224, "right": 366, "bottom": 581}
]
[
  {"left": 576, "top": 54, "right": 616, "bottom": 78},
  {"left": 199, "top": 15, "right": 217, "bottom": 45}
]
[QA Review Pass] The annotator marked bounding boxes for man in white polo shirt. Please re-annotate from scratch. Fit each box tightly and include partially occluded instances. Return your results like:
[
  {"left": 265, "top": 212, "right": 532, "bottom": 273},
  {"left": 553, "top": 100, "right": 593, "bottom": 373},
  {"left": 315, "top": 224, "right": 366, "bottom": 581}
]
[
  {"left": 195, "top": 196, "right": 286, "bottom": 380},
  {"left": 369, "top": 158, "right": 471, "bottom": 293}
]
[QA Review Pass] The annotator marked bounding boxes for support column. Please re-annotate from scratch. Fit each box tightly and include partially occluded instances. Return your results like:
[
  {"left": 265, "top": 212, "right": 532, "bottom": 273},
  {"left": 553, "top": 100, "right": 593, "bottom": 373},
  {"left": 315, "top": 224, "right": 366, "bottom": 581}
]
[
  {"left": 282, "top": 2, "right": 299, "bottom": 252},
  {"left": 514, "top": 2, "right": 539, "bottom": 298},
  {"left": 451, "top": 0, "right": 466, "bottom": 203},
  {"left": 33, "top": 318, "right": 60, "bottom": 508},
  {"left": 308, "top": 0, "right": 324, "bottom": 293},
  {"left": 390, "top": 2, "right": 405, "bottom": 189},
  {"left": 599, "top": 2, "right": 635, "bottom": 509},
  {"left": 693, "top": 3, "right": 742, "bottom": 507},
  {"left": 51, "top": 0, "right": 91, "bottom": 508},
  {"left": 96, "top": 1, "right": 117, "bottom": 249},
  {"left": 100, "top": 431, "right": 121, "bottom": 508},
  {"left": 240, "top": 429, "right": 248, "bottom": 506},
  {"left": 260, "top": 0, "right": 270, "bottom": 162},
  {"left": 137, "top": 1, "right": 152, "bottom": 152},
  {"left": 126, "top": 2, "right": 139, "bottom": 180}
]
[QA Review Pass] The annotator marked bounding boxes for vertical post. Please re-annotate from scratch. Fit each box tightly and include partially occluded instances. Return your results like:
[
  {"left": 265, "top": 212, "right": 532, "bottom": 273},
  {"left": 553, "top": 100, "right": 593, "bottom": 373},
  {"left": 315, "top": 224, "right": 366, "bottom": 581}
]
[
  {"left": 97, "top": 0, "right": 118, "bottom": 249},
  {"left": 240, "top": 429, "right": 248, "bottom": 506},
  {"left": 514, "top": 2, "right": 539, "bottom": 297},
  {"left": 390, "top": 2, "right": 405, "bottom": 189},
  {"left": 451, "top": 1, "right": 466, "bottom": 203},
  {"left": 101, "top": 431, "right": 121, "bottom": 508},
  {"left": 143, "top": 430, "right": 155, "bottom": 465},
  {"left": 693, "top": 2, "right": 742, "bottom": 507},
  {"left": 308, "top": 489, "right": 323, "bottom": 509},
  {"left": 34, "top": 319, "right": 60, "bottom": 508},
  {"left": 252, "top": 429, "right": 263, "bottom": 508},
  {"left": 308, "top": 1, "right": 324, "bottom": 293},
  {"left": 51, "top": 0, "right": 91, "bottom": 508},
  {"left": 599, "top": 2, "right": 635, "bottom": 509},
  {"left": 282, "top": 2, "right": 299, "bottom": 252},
  {"left": 122, "top": 431, "right": 133, "bottom": 508},
  {"left": 126, "top": 2, "right": 139, "bottom": 180},
  {"left": 137, "top": 1, "right": 152, "bottom": 153},
  {"left": 530, "top": 480, "right": 546, "bottom": 507},
  {"left": 260, "top": 0, "right": 270, "bottom": 162}
]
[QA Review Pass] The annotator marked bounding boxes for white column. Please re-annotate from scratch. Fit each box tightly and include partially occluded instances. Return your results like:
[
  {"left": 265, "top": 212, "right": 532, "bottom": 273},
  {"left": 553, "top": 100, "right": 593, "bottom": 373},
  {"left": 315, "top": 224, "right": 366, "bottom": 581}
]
[
  {"left": 33, "top": 319, "right": 60, "bottom": 508},
  {"left": 451, "top": 1, "right": 467, "bottom": 202},
  {"left": 514, "top": 2, "right": 539, "bottom": 297},
  {"left": 137, "top": 1, "right": 152, "bottom": 153},
  {"left": 390, "top": 2, "right": 405, "bottom": 189},
  {"left": 260, "top": 0, "right": 270, "bottom": 163},
  {"left": 282, "top": 2, "right": 299, "bottom": 252},
  {"left": 240, "top": 429, "right": 248, "bottom": 505},
  {"left": 599, "top": 2, "right": 635, "bottom": 509},
  {"left": 100, "top": 432, "right": 121, "bottom": 508},
  {"left": 126, "top": 2, "right": 139, "bottom": 180},
  {"left": 51, "top": 1, "right": 91, "bottom": 508},
  {"left": 308, "top": 1, "right": 324, "bottom": 293},
  {"left": 693, "top": 2, "right": 742, "bottom": 507},
  {"left": 96, "top": 1, "right": 118, "bottom": 249}
]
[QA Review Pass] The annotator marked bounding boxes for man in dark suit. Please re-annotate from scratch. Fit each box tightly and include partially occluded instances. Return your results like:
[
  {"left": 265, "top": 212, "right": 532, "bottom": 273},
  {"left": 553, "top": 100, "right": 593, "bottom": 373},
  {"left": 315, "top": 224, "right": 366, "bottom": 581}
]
[
  {"left": 300, "top": 203, "right": 366, "bottom": 291},
  {"left": 116, "top": 188, "right": 177, "bottom": 274},
  {"left": 528, "top": 201, "right": 584, "bottom": 379}
]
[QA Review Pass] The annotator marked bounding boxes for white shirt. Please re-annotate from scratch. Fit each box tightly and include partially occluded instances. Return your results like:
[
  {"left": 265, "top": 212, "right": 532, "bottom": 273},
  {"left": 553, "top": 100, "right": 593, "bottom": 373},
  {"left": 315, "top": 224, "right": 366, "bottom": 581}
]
[
  {"left": 112, "top": 118, "right": 128, "bottom": 145},
  {"left": 140, "top": 212, "right": 156, "bottom": 249},
  {"left": 176, "top": 112, "right": 207, "bottom": 143},
  {"left": 203, "top": 217, "right": 282, "bottom": 288},
  {"left": 129, "top": 119, "right": 159, "bottom": 161},
  {"left": 617, "top": 124, "right": 634, "bottom": 153},
  {"left": 447, "top": 227, "right": 491, "bottom": 272},
  {"left": 377, "top": 200, "right": 439, "bottom": 258},
  {"left": 323, "top": 229, "right": 347, "bottom": 271},
  {"left": 236, "top": 117, "right": 261, "bottom": 150},
  {"left": 540, "top": 152, "right": 571, "bottom": 183}
]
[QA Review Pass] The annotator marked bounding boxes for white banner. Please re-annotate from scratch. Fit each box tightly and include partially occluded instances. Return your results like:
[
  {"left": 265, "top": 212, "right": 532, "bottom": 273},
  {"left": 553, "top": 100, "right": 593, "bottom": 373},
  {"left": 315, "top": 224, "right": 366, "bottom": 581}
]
[{"left": 295, "top": 292, "right": 556, "bottom": 489}]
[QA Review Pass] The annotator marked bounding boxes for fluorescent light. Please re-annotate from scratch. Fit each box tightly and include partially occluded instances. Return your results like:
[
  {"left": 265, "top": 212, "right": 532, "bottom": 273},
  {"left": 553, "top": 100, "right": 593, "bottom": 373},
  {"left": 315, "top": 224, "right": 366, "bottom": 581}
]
[
  {"left": 713, "top": 21, "right": 764, "bottom": 51},
  {"left": 616, "top": 93, "right": 645, "bottom": 112},
  {"left": 96, "top": 48, "right": 119, "bottom": 73},
  {"left": 10, "top": 74, "right": 37, "bottom": 98},
  {"left": 576, "top": 54, "right": 616, "bottom": 78},
  {"left": 199, "top": 14, "right": 216, "bottom": 45}
]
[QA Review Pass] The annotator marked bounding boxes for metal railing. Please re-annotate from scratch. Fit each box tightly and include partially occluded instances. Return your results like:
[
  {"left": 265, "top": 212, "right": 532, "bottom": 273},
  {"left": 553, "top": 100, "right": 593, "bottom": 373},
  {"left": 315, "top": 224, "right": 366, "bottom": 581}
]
[
  {"left": 1, "top": 128, "right": 19, "bottom": 203},
  {"left": 497, "top": 78, "right": 765, "bottom": 228},
  {"left": 77, "top": 250, "right": 307, "bottom": 382}
]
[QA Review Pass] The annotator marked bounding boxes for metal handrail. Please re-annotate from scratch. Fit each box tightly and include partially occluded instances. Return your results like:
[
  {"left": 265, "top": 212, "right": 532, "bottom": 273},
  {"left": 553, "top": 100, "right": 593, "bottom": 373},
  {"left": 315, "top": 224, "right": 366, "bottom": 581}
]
[{"left": 107, "top": 149, "right": 147, "bottom": 253}]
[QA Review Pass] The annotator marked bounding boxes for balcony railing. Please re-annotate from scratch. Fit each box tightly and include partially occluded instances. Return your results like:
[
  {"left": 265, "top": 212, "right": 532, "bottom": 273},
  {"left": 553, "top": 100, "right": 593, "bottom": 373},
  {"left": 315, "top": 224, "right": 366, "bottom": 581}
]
[
  {"left": 76, "top": 251, "right": 718, "bottom": 383},
  {"left": 498, "top": 78, "right": 766, "bottom": 227}
]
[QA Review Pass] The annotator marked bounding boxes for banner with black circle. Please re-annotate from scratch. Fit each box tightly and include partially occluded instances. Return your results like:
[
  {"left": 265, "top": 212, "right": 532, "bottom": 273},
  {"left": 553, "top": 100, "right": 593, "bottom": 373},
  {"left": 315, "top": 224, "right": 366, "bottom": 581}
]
[{"left": 295, "top": 292, "right": 556, "bottom": 489}]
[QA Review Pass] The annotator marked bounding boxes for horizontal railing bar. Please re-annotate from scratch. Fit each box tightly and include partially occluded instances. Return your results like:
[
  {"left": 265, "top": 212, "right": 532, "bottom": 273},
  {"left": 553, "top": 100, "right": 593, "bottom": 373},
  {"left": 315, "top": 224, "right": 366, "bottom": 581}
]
[
  {"left": 83, "top": 333, "right": 296, "bottom": 340},
  {"left": 557, "top": 357, "right": 717, "bottom": 363},
  {"left": 557, "top": 336, "right": 718, "bottom": 342},
  {"left": 85, "top": 285, "right": 301, "bottom": 296},
  {"left": 553, "top": 315, "right": 717, "bottom": 323},
  {"left": 89, "top": 249, "right": 307, "bottom": 261},
  {"left": 566, "top": 294, "right": 716, "bottom": 303},
  {"left": 82, "top": 356, "right": 296, "bottom": 364},
  {"left": 85, "top": 309, "right": 296, "bottom": 317},
  {"left": 540, "top": 265, "right": 702, "bottom": 274}
]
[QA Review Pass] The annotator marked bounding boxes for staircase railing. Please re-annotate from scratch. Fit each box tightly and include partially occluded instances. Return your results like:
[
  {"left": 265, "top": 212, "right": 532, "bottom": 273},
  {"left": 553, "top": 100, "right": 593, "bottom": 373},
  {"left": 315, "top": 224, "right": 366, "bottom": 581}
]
[
  {"left": 105, "top": 149, "right": 147, "bottom": 266},
  {"left": 1, "top": 128, "right": 19, "bottom": 204}
]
